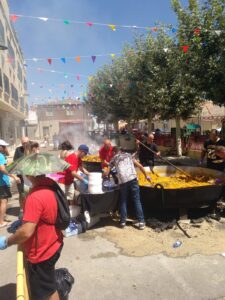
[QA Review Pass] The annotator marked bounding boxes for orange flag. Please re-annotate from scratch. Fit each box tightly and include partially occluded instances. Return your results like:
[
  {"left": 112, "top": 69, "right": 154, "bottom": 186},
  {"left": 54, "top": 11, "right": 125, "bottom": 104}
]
[{"left": 75, "top": 56, "right": 81, "bottom": 62}]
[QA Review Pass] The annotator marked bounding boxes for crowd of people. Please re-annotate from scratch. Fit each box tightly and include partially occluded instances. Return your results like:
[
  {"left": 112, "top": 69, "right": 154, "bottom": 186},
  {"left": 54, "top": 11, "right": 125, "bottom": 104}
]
[{"left": 0, "top": 129, "right": 225, "bottom": 299}]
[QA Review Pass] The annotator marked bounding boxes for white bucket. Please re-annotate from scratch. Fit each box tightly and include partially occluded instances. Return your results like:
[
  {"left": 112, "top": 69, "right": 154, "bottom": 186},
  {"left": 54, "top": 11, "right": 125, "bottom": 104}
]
[{"left": 88, "top": 183, "right": 103, "bottom": 194}]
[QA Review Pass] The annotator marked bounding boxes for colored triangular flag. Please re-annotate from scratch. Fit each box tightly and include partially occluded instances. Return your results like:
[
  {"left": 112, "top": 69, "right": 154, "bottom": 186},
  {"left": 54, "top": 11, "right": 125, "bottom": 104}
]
[
  {"left": 47, "top": 58, "right": 52, "bottom": 65},
  {"left": 91, "top": 56, "right": 96, "bottom": 63},
  {"left": 111, "top": 53, "right": 116, "bottom": 59},
  {"left": 152, "top": 27, "right": 158, "bottom": 32},
  {"left": 76, "top": 75, "right": 80, "bottom": 80},
  {"left": 64, "top": 74, "right": 68, "bottom": 79},
  {"left": 32, "top": 58, "right": 38, "bottom": 62},
  {"left": 8, "top": 56, "right": 14, "bottom": 64},
  {"left": 194, "top": 28, "right": 201, "bottom": 35},
  {"left": 108, "top": 24, "right": 116, "bottom": 31},
  {"left": 63, "top": 20, "right": 70, "bottom": 25},
  {"left": 10, "top": 15, "right": 19, "bottom": 22},
  {"left": 75, "top": 56, "right": 81, "bottom": 62},
  {"left": 61, "top": 58, "right": 66, "bottom": 64},
  {"left": 86, "top": 22, "right": 93, "bottom": 27},
  {"left": 39, "top": 17, "right": 48, "bottom": 22},
  {"left": 215, "top": 30, "right": 221, "bottom": 36},
  {"left": 182, "top": 45, "right": 189, "bottom": 53},
  {"left": 172, "top": 28, "right": 177, "bottom": 33},
  {"left": 88, "top": 76, "right": 93, "bottom": 81}
]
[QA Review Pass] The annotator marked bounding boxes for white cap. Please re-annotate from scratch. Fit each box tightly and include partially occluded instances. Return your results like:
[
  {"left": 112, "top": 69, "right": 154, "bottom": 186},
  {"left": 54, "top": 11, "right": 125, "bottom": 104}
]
[{"left": 0, "top": 139, "right": 9, "bottom": 146}]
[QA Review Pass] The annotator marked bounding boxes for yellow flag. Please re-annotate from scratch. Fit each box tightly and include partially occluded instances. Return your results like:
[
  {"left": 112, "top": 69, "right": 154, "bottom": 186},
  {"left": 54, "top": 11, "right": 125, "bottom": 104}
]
[
  {"left": 108, "top": 24, "right": 116, "bottom": 31},
  {"left": 88, "top": 76, "right": 93, "bottom": 81},
  {"left": 111, "top": 53, "right": 116, "bottom": 59}
]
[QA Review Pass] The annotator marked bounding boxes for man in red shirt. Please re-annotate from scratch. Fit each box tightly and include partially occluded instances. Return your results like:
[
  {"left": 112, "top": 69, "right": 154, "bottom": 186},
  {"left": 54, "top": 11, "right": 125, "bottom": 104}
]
[
  {"left": 0, "top": 176, "right": 63, "bottom": 300},
  {"left": 58, "top": 141, "right": 90, "bottom": 205},
  {"left": 99, "top": 139, "right": 114, "bottom": 169}
]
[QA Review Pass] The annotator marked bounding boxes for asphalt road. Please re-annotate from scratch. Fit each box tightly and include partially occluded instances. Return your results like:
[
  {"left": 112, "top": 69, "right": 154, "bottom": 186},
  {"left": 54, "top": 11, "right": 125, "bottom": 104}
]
[{"left": 1, "top": 196, "right": 225, "bottom": 300}]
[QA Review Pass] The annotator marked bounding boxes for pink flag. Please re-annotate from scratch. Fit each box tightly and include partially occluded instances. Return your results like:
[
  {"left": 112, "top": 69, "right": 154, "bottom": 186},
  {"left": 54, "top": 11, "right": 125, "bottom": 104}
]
[
  {"left": 47, "top": 58, "right": 52, "bottom": 65},
  {"left": 10, "top": 15, "right": 19, "bottom": 22}
]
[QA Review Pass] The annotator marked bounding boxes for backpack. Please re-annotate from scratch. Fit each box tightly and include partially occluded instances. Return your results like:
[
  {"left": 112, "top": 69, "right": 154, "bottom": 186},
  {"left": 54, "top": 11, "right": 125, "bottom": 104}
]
[{"left": 40, "top": 183, "right": 71, "bottom": 230}]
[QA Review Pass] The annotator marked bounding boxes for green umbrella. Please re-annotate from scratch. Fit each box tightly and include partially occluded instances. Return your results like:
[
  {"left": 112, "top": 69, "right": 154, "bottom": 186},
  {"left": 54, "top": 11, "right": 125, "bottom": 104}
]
[{"left": 7, "top": 152, "right": 70, "bottom": 176}]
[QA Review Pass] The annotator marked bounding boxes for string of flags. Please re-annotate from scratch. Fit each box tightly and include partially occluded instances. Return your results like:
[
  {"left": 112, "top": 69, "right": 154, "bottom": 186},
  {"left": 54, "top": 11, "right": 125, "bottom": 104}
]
[
  {"left": 25, "top": 53, "right": 119, "bottom": 64},
  {"left": 27, "top": 66, "right": 93, "bottom": 81},
  {"left": 10, "top": 14, "right": 224, "bottom": 35},
  {"left": 9, "top": 14, "right": 168, "bottom": 31}
]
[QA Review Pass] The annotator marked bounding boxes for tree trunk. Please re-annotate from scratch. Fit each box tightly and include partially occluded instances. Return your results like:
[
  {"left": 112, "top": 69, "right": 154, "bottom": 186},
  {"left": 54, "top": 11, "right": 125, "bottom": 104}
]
[
  {"left": 147, "top": 113, "right": 153, "bottom": 133},
  {"left": 113, "top": 120, "right": 119, "bottom": 132},
  {"left": 175, "top": 116, "right": 182, "bottom": 157}
]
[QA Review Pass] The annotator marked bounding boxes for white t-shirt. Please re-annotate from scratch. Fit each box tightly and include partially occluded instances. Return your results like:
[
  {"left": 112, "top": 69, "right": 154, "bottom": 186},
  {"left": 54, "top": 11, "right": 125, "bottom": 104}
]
[{"left": 110, "top": 152, "right": 137, "bottom": 184}]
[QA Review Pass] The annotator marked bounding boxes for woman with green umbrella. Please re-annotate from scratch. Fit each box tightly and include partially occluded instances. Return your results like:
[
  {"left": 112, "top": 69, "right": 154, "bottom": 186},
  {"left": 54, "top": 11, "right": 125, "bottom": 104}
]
[{"left": 0, "top": 152, "right": 70, "bottom": 300}]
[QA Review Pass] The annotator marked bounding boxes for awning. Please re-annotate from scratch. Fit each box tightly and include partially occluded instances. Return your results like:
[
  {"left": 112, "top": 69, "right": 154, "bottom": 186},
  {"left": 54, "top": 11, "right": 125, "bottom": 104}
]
[{"left": 186, "top": 123, "right": 201, "bottom": 130}]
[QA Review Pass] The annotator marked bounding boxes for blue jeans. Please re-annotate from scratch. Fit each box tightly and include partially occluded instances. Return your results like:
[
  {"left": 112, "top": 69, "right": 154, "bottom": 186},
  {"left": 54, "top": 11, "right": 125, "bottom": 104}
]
[{"left": 119, "top": 178, "right": 145, "bottom": 223}]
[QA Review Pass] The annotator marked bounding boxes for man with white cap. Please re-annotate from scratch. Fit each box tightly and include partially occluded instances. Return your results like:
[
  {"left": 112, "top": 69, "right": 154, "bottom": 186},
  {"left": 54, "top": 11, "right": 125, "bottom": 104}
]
[{"left": 0, "top": 139, "right": 20, "bottom": 228}]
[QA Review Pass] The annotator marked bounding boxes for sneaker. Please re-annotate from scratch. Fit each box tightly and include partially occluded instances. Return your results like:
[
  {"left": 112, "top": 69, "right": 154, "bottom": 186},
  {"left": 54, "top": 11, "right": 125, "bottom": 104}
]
[
  {"left": 138, "top": 222, "right": 146, "bottom": 230},
  {"left": 119, "top": 222, "right": 126, "bottom": 228}
]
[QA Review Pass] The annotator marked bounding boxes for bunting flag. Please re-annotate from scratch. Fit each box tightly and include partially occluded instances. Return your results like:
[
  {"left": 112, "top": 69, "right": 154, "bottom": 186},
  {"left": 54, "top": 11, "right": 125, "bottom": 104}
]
[
  {"left": 111, "top": 53, "right": 116, "bottom": 59},
  {"left": 86, "top": 22, "right": 93, "bottom": 27},
  {"left": 108, "top": 24, "right": 116, "bottom": 31},
  {"left": 63, "top": 20, "right": 70, "bottom": 25},
  {"left": 77, "top": 75, "right": 80, "bottom": 80},
  {"left": 182, "top": 45, "right": 189, "bottom": 53},
  {"left": 172, "top": 28, "right": 177, "bottom": 33},
  {"left": 88, "top": 76, "right": 93, "bottom": 81},
  {"left": 91, "top": 56, "right": 96, "bottom": 63},
  {"left": 47, "top": 58, "right": 52, "bottom": 65},
  {"left": 215, "top": 30, "right": 222, "bottom": 36},
  {"left": 152, "top": 27, "right": 158, "bottom": 32},
  {"left": 64, "top": 73, "right": 68, "bottom": 79},
  {"left": 75, "top": 56, "right": 81, "bottom": 62},
  {"left": 194, "top": 28, "right": 201, "bottom": 35},
  {"left": 10, "top": 15, "right": 19, "bottom": 22},
  {"left": 61, "top": 57, "right": 66, "bottom": 63},
  {"left": 39, "top": 17, "right": 48, "bottom": 22}
]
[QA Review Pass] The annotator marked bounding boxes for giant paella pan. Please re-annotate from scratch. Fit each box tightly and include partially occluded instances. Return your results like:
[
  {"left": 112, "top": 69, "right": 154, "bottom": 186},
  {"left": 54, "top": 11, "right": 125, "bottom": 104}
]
[{"left": 137, "top": 166, "right": 225, "bottom": 209}]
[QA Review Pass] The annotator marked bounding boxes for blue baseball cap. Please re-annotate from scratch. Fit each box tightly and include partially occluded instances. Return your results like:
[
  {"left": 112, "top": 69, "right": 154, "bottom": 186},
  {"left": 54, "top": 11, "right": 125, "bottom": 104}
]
[{"left": 78, "top": 144, "right": 89, "bottom": 154}]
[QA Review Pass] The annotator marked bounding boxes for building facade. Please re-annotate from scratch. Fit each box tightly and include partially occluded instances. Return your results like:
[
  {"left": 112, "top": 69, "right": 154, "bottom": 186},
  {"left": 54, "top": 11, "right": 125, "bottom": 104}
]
[
  {"left": 0, "top": 0, "right": 28, "bottom": 145},
  {"left": 32, "top": 99, "right": 91, "bottom": 146}
]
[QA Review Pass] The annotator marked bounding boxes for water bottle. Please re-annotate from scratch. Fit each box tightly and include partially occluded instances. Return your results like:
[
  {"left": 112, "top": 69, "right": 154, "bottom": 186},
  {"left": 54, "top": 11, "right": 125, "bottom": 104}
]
[{"left": 173, "top": 241, "right": 182, "bottom": 248}]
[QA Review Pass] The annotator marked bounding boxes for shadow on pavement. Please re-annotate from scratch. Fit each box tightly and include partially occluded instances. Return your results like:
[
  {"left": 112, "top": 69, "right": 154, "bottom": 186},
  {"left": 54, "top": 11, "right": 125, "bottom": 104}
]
[{"left": 0, "top": 283, "right": 16, "bottom": 300}]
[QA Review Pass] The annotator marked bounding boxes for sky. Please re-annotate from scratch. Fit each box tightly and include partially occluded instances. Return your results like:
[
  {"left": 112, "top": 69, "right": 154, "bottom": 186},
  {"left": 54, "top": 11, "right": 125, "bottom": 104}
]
[{"left": 8, "top": 0, "right": 189, "bottom": 105}]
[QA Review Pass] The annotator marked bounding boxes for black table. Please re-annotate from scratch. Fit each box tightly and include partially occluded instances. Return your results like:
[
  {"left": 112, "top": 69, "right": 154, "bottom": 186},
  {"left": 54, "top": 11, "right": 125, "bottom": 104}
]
[{"left": 80, "top": 189, "right": 119, "bottom": 216}]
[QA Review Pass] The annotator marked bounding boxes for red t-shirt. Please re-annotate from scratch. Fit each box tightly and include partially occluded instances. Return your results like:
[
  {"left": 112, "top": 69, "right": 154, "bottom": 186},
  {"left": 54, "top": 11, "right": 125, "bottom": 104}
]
[
  {"left": 23, "top": 179, "right": 63, "bottom": 264},
  {"left": 58, "top": 152, "right": 82, "bottom": 185},
  {"left": 99, "top": 146, "right": 114, "bottom": 168}
]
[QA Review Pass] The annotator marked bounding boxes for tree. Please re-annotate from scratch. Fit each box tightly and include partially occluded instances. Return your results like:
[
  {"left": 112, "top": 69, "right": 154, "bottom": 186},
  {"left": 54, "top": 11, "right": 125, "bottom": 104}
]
[{"left": 172, "top": 0, "right": 225, "bottom": 105}]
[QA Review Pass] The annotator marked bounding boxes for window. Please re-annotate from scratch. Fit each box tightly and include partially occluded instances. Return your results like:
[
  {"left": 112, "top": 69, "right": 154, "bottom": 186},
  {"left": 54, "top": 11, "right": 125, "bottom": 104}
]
[
  {"left": 46, "top": 111, "right": 53, "bottom": 117},
  {"left": 17, "top": 64, "right": 22, "bottom": 82},
  {"left": 3, "top": 73, "right": 9, "bottom": 94},
  {"left": 66, "top": 110, "right": 75, "bottom": 116},
  {"left": 11, "top": 84, "right": 18, "bottom": 102},
  {"left": 7, "top": 39, "right": 15, "bottom": 68},
  {"left": 0, "top": 20, "right": 5, "bottom": 46},
  {"left": 0, "top": 70, "right": 2, "bottom": 89}
]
